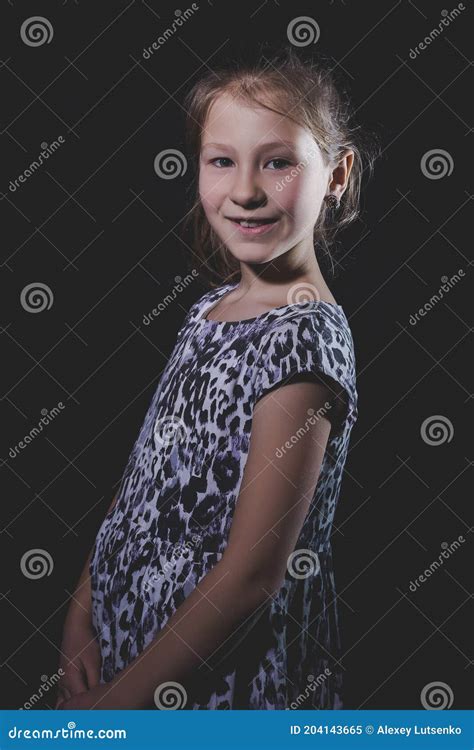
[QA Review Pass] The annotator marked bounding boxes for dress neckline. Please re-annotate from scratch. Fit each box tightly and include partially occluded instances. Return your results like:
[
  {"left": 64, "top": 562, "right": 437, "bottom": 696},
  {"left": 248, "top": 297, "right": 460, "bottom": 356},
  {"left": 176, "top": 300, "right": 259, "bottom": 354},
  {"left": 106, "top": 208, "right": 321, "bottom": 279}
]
[{"left": 198, "top": 282, "right": 343, "bottom": 325}]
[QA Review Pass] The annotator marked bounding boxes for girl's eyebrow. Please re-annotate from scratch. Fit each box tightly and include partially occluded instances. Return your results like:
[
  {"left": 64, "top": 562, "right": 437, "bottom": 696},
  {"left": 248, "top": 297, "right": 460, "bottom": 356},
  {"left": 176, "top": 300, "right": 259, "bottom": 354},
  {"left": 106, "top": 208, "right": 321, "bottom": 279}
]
[{"left": 201, "top": 140, "right": 298, "bottom": 152}]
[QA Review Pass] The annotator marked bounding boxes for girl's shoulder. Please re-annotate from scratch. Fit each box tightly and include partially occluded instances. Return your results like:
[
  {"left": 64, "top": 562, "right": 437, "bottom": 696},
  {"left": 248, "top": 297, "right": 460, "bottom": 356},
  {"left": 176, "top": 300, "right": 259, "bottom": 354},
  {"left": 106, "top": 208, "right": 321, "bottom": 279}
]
[
  {"left": 260, "top": 300, "right": 355, "bottom": 358},
  {"left": 254, "top": 304, "right": 358, "bottom": 428},
  {"left": 184, "top": 282, "right": 234, "bottom": 323}
]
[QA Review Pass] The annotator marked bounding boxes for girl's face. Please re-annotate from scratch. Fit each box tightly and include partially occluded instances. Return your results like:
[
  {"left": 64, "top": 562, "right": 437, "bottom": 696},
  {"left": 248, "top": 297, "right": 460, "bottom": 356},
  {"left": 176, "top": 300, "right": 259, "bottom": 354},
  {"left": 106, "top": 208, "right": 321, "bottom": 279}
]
[{"left": 198, "top": 93, "right": 332, "bottom": 265}]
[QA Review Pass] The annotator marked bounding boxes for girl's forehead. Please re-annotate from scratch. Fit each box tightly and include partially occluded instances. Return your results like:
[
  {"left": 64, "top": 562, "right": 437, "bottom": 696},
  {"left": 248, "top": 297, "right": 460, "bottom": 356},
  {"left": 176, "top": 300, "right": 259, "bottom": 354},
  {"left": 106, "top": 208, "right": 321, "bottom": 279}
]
[
  {"left": 202, "top": 93, "right": 308, "bottom": 145},
  {"left": 205, "top": 92, "right": 280, "bottom": 125}
]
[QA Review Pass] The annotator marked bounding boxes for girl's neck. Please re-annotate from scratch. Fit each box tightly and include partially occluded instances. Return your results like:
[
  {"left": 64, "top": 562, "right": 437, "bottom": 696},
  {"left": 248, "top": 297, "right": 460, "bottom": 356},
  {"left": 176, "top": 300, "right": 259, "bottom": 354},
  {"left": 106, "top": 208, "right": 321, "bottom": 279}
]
[{"left": 236, "top": 255, "right": 337, "bottom": 308}]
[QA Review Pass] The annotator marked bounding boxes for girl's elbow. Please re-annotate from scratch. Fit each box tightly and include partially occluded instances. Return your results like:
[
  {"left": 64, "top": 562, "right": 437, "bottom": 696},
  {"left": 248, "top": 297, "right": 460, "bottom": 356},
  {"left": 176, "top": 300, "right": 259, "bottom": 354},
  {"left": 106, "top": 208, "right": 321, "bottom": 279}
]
[
  {"left": 250, "top": 578, "right": 286, "bottom": 604},
  {"left": 229, "top": 559, "right": 286, "bottom": 603}
]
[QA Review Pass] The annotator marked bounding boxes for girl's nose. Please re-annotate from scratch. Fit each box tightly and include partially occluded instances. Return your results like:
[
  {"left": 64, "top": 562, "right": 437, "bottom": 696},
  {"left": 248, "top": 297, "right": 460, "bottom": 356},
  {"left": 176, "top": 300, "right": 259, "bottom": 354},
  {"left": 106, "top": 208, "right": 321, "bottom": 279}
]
[{"left": 229, "top": 168, "right": 266, "bottom": 208}]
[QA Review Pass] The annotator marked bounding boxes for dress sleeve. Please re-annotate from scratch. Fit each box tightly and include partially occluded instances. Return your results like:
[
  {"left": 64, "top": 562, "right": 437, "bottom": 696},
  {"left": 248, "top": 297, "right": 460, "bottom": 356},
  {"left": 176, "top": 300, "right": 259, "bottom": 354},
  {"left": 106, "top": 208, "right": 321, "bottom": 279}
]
[
  {"left": 253, "top": 310, "right": 358, "bottom": 432},
  {"left": 175, "top": 290, "right": 214, "bottom": 342}
]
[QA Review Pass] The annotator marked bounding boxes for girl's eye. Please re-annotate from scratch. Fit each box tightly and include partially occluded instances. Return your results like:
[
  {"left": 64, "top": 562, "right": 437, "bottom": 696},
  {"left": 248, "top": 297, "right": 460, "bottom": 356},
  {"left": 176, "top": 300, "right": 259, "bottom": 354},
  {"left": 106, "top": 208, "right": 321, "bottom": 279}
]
[
  {"left": 210, "top": 157, "right": 233, "bottom": 168},
  {"left": 266, "top": 158, "right": 291, "bottom": 170},
  {"left": 207, "top": 157, "right": 292, "bottom": 170}
]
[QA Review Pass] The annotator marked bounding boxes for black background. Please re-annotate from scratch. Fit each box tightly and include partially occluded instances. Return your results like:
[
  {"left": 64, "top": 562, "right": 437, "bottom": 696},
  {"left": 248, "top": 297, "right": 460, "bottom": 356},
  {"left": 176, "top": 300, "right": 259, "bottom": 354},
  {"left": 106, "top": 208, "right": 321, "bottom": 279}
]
[{"left": 1, "top": 0, "right": 472, "bottom": 711}]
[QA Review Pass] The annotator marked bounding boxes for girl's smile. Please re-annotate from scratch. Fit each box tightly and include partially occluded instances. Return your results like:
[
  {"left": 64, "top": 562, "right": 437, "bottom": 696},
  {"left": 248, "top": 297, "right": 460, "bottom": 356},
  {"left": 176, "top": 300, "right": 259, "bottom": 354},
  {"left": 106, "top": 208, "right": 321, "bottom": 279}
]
[{"left": 226, "top": 215, "right": 280, "bottom": 236}]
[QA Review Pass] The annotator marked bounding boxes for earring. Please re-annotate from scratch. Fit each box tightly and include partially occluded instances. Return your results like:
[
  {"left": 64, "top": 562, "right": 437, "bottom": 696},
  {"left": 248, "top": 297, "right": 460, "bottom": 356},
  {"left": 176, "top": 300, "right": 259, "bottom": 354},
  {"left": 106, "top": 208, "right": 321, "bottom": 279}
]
[{"left": 324, "top": 193, "right": 340, "bottom": 210}]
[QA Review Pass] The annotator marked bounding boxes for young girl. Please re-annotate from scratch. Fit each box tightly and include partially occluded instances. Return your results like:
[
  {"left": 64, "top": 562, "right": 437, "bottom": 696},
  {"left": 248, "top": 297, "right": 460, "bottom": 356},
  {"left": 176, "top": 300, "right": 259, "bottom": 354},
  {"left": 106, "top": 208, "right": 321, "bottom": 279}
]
[{"left": 56, "top": 49, "right": 374, "bottom": 710}]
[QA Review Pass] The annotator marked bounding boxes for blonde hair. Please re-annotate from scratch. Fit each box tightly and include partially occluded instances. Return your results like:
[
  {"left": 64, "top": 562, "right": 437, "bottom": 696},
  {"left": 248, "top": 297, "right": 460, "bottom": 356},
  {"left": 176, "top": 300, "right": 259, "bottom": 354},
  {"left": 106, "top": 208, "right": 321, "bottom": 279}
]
[{"left": 180, "top": 46, "right": 379, "bottom": 288}]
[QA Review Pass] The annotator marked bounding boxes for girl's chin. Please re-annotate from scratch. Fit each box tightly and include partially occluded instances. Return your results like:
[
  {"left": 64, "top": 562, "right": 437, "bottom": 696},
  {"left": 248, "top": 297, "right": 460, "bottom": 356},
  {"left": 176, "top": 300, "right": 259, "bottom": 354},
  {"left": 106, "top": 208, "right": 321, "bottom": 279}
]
[{"left": 224, "top": 244, "right": 279, "bottom": 263}]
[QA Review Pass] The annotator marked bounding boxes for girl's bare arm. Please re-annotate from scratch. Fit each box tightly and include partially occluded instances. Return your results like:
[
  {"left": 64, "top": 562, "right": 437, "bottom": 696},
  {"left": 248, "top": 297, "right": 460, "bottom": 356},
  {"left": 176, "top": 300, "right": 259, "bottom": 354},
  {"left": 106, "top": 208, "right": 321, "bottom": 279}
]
[
  {"left": 66, "top": 491, "right": 119, "bottom": 624},
  {"left": 89, "top": 381, "right": 333, "bottom": 709},
  {"left": 55, "top": 491, "right": 119, "bottom": 705}
]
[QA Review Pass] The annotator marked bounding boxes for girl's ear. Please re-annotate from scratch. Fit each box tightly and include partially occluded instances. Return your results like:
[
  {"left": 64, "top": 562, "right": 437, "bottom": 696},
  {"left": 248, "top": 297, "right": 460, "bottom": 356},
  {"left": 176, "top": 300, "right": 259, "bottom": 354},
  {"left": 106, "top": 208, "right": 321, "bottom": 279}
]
[{"left": 329, "top": 149, "right": 355, "bottom": 196}]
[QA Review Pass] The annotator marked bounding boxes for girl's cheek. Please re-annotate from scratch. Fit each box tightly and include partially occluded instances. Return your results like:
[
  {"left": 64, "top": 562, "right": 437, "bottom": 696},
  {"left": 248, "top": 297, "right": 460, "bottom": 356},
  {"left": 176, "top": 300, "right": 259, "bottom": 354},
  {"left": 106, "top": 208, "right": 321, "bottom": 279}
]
[
  {"left": 199, "top": 173, "right": 224, "bottom": 210},
  {"left": 269, "top": 173, "right": 302, "bottom": 214},
  {"left": 276, "top": 176, "right": 321, "bottom": 231},
  {"left": 291, "top": 170, "right": 323, "bottom": 210},
  {"left": 199, "top": 191, "right": 220, "bottom": 215}
]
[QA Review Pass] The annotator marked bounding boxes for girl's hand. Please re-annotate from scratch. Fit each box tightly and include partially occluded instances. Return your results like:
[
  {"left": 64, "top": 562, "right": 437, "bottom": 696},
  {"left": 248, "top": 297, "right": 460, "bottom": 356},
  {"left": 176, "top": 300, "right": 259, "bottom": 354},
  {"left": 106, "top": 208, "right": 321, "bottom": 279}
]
[
  {"left": 57, "top": 680, "right": 143, "bottom": 710},
  {"left": 55, "top": 620, "right": 101, "bottom": 709},
  {"left": 57, "top": 684, "right": 112, "bottom": 710}
]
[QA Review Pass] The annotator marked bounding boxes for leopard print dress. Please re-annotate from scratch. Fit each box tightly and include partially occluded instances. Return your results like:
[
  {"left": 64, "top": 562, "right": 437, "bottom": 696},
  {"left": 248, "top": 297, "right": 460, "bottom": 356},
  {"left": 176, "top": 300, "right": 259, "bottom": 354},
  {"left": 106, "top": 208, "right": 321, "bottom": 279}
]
[{"left": 89, "top": 281, "right": 358, "bottom": 709}]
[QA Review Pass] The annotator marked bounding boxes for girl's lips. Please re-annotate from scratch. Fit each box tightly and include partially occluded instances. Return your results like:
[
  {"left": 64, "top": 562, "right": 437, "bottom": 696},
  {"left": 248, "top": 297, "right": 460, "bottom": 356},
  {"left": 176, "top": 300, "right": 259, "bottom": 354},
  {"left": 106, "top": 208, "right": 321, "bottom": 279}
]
[{"left": 227, "top": 218, "right": 279, "bottom": 236}]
